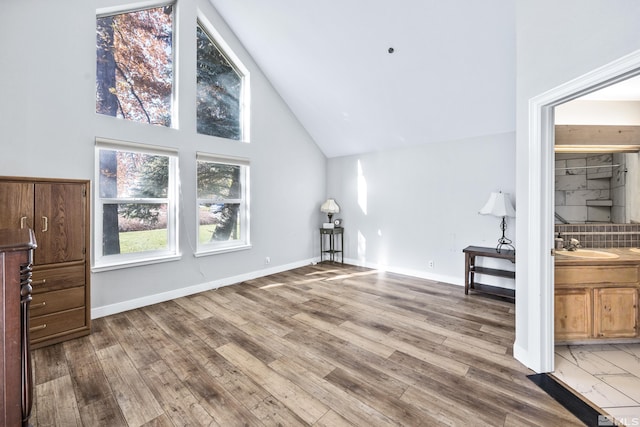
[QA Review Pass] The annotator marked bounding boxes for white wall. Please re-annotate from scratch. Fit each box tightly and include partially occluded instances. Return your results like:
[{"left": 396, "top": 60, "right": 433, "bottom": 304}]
[
  {"left": 515, "top": 0, "right": 640, "bottom": 372},
  {"left": 556, "top": 100, "right": 640, "bottom": 125},
  {"left": 326, "top": 132, "right": 516, "bottom": 287},
  {"left": 1, "top": 0, "right": 326, "bottom": 316}
]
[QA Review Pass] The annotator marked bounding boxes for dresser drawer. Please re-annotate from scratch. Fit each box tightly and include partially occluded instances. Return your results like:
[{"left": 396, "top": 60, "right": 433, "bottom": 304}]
[
  {"left": 30, "top": 307, "right": 86, "bottom": 341},
  {"left": 29, "top": 287, "right": 84, "bottom": 318},
  {"left": 31, "top": 263, "right": 85, "bottom": 293}
]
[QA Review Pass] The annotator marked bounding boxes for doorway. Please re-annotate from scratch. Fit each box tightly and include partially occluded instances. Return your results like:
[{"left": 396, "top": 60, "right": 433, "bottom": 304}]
[
  {"left": 527, "top": 49, "right": 640, "bottom": 375},
  {"left": 551, "top": 76, "right": 640, "bottom": 418}
]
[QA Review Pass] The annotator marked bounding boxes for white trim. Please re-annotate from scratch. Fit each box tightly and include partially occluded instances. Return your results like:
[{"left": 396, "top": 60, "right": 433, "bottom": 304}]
[
  {"left": 512, "top": 342, "right": 531, "bottom": 371},
  {"left": 95, "top": 137, "right": 179, "bottom": 155},
  {"left": 91, "top": 258, "right": 315, "bottom": 318},
  {"left": 195, "top": 14, "right": 251, "bottom": 143},
  {"left": 96, "top": 1, "right": 175, "bottom": 18},
  {"left": 196, "top": 155, "right": 250, "bottom": 253},
  {"left": 92, "top": 253, "right": 182, "bottom": 273},
  {"left": 342, "top": 257, "right": 461, "bottom": 287},
  {"left": 93, "top": 140, "right": 180, "bottom": 269},
  {"left": 196, "top": 152, "right": 250, "bottom": 166},
  {"left": 526, "top": 48, "right": 640, "bottom": 373}
]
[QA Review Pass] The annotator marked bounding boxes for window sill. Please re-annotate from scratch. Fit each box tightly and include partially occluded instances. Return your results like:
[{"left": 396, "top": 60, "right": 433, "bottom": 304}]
[
  {"left": 194, "top": 243, "right": 252, "bottom": 258},
  {"left": 92, "top": 253, "right": 182, "bottom": 273}
]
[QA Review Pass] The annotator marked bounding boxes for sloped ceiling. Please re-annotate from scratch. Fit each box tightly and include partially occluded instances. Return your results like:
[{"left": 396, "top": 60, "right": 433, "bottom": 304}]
[{"left": 209, "top": 0, "right": 516, "bottom": 158}]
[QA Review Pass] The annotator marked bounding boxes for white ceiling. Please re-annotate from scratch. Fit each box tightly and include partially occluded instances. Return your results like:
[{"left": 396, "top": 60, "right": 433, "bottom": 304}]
[{"left": 209, "top": 0, "right": 516, "bottom": 158}]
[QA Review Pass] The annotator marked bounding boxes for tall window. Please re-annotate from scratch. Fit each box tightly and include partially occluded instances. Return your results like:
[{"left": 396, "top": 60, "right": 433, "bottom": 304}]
[
  {"left": 95, "top": 139, "right": 179, "bottom": 269},
  {"left": 96, "top": 5, "right": 174, "bottom": 127},
  {"left": 197, "top": 153, "right": 249, "bottom": 253},
  {"left": 197, "top": 23, "right": 247, "bottom": 140}
]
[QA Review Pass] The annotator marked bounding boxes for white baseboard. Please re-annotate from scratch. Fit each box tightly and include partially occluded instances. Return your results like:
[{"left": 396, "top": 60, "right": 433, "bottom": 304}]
[
  {"left": 513, "top": 341, "right": 546, "bottom": 373},
  {"left": 92, "top": 257, "right": 467, "bottom": 319},
  {"left": 91, "top": 258, "right": 316, "bottom": 319},
  {"left": 342, "top": 257, "right": 463, "bottom": 287}
]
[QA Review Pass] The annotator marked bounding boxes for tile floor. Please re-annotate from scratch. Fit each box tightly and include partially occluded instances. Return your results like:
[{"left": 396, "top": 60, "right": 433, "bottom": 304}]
[{"left": 554, "top": 343, "right": 640, "bottom": 426}]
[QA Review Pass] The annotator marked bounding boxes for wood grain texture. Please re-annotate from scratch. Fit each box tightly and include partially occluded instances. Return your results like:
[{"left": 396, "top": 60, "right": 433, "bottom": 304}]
[
  {"left": 555, "top": 124, "right": 640, "bottom": 145},
  {"left": 31, "top": 263, "right": 585, "bottom": 426}
]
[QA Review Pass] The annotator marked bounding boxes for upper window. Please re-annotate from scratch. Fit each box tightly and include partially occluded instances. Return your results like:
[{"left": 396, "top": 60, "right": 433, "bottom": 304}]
[
  {"left": 94, "top": 139, "right": 179, "bottom": 270},
  {"left": 196, "top": 153, "right": 250, "bottom": 254},
  {"left": 96, "top": 5, "right": 174, "bottom": 127},
  {"left": 197, "top": 23, "right": 247, "bottom": 141}
]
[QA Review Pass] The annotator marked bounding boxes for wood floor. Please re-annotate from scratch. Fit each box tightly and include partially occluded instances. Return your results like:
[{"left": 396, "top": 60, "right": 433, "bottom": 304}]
[{"left": 29, "top": 262, "right": 584, "bottom": 426}]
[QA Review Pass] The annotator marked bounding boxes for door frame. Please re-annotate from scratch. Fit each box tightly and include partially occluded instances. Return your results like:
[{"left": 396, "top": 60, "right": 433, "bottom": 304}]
[{"left": 528, "top": 49, "right": 640, "bottom": 373}]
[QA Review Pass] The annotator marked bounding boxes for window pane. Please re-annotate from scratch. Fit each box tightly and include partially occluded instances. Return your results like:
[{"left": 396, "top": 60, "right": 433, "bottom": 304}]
[
  {"left": 198, "top": 202, "right": 240, "bottom": 244},
  {"left": 197, "top": 158, "right": 247, "bottom": 250},
  {"left": 96, "top": 6, "right": 174, "bottom": 127},
  {"left": 99, "top": 149, "right": 169, "bottom": 198},
  {"left": 98, "top": 146, "right": 173, "bottom": 260},
  {"left": 103, "top": 203, "right": 168, "bottom": 255},
  {"left": 196, "top": 25, "right": 242, "bottom": 140},
  {"left": 197, "top": 161, "right": 241, "bottom": 199}
]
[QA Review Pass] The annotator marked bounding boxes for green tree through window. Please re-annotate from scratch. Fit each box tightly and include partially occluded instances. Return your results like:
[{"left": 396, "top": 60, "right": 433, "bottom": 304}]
[
  {"left": 96, "top": 142, "right": 177, "bottom": 263},
  {"left": 197, "top": 25, "right": 243, "bottom": 140},
  {"left": 197, "top": 155, "right": 249, "bottom": 251}
]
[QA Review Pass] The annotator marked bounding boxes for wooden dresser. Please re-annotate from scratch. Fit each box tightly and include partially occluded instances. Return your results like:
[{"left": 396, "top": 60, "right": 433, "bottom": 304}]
[
  {"left": 0, "top": 228, "right": 36, "bottom": 426},
  {"left": 0, "top": 177, "right": 90, "bottom": 349}
]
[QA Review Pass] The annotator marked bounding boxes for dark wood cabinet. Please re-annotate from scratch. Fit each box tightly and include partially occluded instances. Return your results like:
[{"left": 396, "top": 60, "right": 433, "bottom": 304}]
[
  {"left": 0, "top": 228, "right": 36, "bottom": 427},
  {"left": 0, "top": 177, "right": 90, "bottom": 349}
]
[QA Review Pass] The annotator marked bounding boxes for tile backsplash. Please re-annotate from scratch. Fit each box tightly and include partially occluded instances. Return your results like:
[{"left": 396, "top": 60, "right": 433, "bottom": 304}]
[{"left": 555, "top": 224, "right": 640, "bottom": 248}]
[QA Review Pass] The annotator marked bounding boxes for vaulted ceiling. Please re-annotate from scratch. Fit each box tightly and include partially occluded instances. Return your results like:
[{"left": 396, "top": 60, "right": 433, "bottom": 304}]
[{"left": 209, "top": 1, "right": 516, "bottom": 158}]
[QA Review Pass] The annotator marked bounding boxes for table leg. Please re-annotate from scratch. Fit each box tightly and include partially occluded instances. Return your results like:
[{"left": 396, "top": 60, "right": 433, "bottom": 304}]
[
  {"left": 464, "top": 253, "right": 471, "bottom": 294},
  {"left": 329, "top": 233, "right": 334, "bottom": 262}
]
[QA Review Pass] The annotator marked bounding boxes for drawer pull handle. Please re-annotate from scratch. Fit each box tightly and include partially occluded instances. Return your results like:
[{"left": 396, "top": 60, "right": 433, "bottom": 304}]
[
  {"left": 42, "top": 216, "right": 48, "bottom": 232},
  {"left": 20, "top": 216, "right": 28, "bottom": 229},
  {"left": 31, "top": 302, "right": 46, "bottom": 309},
  {"left": 31, "top": 279, "right": 46, "bottom": 286},
  {"left": 30, "top": 324, "right": 47, "bottom": 332}
]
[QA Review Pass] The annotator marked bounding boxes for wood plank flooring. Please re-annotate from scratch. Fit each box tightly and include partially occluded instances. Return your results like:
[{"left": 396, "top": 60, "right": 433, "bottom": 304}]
[{"left": 29, "top": 263, "right": 584, "bottom": 426}]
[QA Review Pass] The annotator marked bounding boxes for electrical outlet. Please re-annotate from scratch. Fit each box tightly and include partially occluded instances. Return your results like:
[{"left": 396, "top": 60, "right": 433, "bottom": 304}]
[
  {"left": 265, "top": 256, "right": 271, "bottom": 265},
  {"left": 428, "top": 260, "right": 434, "bottom": 269}
]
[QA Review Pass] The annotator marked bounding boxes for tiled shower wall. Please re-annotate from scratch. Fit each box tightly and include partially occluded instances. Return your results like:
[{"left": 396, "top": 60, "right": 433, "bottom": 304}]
[
  {"left": 555, "top": 153, "right": 617, "bottom": 223},
  {"left": 554, "top": 223, "right": 640, "bottom": 248}
]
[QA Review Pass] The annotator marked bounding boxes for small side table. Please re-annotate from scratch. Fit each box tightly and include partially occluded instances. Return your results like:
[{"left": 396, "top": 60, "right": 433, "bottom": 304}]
[
  {"left": 463, "top": 245, "right": 515, "bottom": 302},
  {"left": 320, "top": 227, "right": 344, "bottom": 263}
]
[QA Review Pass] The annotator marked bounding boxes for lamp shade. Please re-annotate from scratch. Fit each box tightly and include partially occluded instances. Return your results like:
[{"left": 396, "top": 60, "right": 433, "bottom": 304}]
[
  {"left": 320, "top": 198, "right": 340, "bottom": 214},
  {"left": 479, "top": 192, "right": 515, "bottom": 217}
]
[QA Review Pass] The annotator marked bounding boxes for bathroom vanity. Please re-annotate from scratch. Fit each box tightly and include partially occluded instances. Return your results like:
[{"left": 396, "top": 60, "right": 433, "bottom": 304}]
[{"left": 555, "top": 248, "right": 640, "bottom": 343}]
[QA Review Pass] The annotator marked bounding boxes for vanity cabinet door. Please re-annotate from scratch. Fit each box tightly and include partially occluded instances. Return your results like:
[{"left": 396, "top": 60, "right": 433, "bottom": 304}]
[
  {"left": 555, "top": 288, "right": 592, "bottom": 341},
  {"left": 594, "top": 287, "right": 638, "bottom": 338}
]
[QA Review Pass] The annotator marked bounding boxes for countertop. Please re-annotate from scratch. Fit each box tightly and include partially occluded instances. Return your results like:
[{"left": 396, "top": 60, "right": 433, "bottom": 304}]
[{"left": 555, "top": 247, "right": 640, "bottom": 266}]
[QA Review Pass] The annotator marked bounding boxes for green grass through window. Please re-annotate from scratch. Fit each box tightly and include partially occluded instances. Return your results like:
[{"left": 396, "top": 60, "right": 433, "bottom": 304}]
[{"left": 117, "top": 225, "right": 219, "bottom": 253}]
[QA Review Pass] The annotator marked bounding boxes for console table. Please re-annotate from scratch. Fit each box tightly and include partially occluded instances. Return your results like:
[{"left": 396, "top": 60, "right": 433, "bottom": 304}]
[
  {"left": 319, "top": 227, "right": 343, "bottom": 263},
  {"left": 463, "top": 245, "right": 515, "bottom": 302}
]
